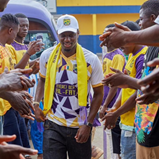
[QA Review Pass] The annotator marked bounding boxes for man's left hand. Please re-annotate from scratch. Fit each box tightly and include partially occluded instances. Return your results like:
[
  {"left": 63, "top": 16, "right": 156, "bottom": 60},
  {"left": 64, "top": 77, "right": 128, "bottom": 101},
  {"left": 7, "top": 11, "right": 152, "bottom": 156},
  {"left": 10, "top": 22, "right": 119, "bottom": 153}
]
[{"left": 75, "top": 125, "right": 91, "bottom": 143}]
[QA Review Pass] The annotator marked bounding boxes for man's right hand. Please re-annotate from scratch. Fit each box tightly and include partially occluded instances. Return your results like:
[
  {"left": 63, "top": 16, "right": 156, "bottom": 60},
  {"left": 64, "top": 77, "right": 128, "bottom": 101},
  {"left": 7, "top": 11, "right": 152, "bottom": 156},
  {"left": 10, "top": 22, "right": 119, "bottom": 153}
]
[
  {"left": 0, "top": 135, "right": 38, "bottom": 159},
  {"left": 27, "top": 40, "right": 44, "bottom": 56},
  {"left": 0, "top": 68, "right": 35, "bottom": 92},
  {"left": 34, "top": 105, "right": 47, "bottom": 122}
]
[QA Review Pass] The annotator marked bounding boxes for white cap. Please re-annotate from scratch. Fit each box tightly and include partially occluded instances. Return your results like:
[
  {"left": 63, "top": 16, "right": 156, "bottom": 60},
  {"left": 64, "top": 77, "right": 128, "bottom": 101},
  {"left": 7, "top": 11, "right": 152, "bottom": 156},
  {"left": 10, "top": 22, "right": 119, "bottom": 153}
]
[{"left": 57, "top": 14, "right": 79, "bottom": 34}]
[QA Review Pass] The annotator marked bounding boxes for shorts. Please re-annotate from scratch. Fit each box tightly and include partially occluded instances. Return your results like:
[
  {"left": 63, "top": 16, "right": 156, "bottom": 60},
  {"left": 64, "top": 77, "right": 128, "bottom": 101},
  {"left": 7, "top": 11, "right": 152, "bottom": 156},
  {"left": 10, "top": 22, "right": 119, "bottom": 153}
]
[{"left": 111, "top": 117, "right": 121, "bottom": 154}]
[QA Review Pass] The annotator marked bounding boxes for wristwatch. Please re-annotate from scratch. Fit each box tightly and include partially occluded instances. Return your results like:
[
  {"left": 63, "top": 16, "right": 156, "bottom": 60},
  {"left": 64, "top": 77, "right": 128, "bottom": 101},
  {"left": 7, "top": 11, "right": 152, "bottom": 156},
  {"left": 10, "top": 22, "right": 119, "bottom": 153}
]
[{"left": 85, "top": 122, "right": 93, "bottom": 128}]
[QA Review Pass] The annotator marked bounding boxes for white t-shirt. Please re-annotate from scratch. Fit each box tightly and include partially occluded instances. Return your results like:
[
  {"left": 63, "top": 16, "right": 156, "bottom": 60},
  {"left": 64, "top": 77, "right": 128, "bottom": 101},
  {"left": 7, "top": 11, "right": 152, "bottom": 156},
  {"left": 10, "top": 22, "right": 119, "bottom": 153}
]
[{"left": 39, "top": 46, "right": 103, "bottom": 127}]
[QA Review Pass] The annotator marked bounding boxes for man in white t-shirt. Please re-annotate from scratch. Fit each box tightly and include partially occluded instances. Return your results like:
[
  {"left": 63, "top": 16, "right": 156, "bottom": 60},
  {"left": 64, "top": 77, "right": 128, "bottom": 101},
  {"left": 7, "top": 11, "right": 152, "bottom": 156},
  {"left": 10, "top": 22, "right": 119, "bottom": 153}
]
[{"left": 34, "top": 14, "right": 103, "bottom": 159}]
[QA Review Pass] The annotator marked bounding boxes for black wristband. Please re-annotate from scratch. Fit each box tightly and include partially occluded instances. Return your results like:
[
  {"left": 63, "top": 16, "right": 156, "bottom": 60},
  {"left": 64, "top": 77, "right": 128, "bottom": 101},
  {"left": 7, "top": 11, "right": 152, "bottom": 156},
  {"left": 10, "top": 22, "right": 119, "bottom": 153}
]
[{"left": 84, "top": 122, "right": 93, "bottom": 128}]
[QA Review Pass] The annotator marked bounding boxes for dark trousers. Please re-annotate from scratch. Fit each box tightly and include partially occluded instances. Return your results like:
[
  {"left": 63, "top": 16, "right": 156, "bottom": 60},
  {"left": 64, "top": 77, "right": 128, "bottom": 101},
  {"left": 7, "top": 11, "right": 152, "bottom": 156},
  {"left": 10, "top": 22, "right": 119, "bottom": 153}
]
[
  {"left": 43, "top": 120, "right": 92, "bottom": 159},
  {"left": 3, "top": 108, "right": 30, "bottom": 148},
  {"left": 111, "top": 117, "right": 121, "bottom": 154}
]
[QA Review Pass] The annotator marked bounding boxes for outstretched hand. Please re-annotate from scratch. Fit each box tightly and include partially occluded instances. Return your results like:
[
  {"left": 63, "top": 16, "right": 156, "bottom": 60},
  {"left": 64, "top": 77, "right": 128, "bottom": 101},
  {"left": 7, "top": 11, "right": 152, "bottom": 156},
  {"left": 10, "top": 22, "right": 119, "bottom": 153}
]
[
  {"left": 136, "top": 93, "right": 159, "bottom": 105},
  {"left": 138, "top": 58, "right": 159, "bottom": 93},
  {"left": 0, "top": 135, "right": 16, "bottom": 145},
  {"left": 102, "top": 67, "right": 128, "bottom": 88},
  {"left": 0, "top": 68, "right": 35, "bottom": 92},
  {"left": 0, "top": 135, "right": 38, "bottom": 159},
  {"left": 7, "top": 91, "right": 35, "bottom": 120},
  {"left": 136, "top": 58, "right": 159, "bottom": 104},
  {"left": 101, "top": 112, "right": 118, "bottom": 130},
  {"left": 99, "top": 22, "right": 131, "bottom": 48}
]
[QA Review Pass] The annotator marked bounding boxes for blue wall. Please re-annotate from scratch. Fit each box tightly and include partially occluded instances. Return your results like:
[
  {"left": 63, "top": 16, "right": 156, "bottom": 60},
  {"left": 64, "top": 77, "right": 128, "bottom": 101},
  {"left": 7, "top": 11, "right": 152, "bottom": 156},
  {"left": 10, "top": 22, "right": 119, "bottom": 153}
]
[
  {"left": 57, "top": 6, "right": 141, "bottom": 14},
  {"left": 78, "top": 35, "right": 102, "bottom": 53}
]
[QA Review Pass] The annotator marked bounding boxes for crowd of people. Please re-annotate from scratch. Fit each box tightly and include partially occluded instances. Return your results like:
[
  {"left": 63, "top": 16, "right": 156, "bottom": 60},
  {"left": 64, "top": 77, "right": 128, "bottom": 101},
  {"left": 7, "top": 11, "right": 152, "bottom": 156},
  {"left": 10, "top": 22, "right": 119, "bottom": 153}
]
[{"left": 1, "top": 0, "right": 159, "bottom": 159}]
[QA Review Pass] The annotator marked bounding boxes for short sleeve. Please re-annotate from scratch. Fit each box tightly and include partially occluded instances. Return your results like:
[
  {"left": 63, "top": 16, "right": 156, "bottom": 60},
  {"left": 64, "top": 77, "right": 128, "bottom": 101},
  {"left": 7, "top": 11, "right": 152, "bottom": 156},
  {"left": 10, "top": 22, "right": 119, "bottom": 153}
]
[
  {"left": 0, "top": 46, "right": 15, "bottom": 73},
  {"left": 6, "top": 44, "right": 17, "bottom": 65},
  {"left": 0, "top": 98, "right": 5, "bottom": 116},
  {"left": 0, "top": 50, "right": 4, "bottom": 74},
  {"left": 135, "top": 54, "right": 144, "bottom": 79},
  {"left": 90, "top": 56, "right": 103, "bottom": 88},
  {"left": 111, "top": 54, "right": 125, "bottom": 72}
]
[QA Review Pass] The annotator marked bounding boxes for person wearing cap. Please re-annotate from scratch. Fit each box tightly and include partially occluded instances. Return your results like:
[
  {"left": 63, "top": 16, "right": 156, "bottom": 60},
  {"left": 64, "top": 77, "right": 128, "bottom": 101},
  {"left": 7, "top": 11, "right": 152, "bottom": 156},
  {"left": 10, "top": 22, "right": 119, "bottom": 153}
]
[{"left": 34, "top": 14, "right": 103, "bottom": 159}]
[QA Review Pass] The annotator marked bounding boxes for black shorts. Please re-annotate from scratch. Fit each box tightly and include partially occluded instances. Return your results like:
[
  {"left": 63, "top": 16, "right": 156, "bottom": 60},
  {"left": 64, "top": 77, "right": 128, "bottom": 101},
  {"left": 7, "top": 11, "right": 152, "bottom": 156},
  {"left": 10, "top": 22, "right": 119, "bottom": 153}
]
[{"left": 111, "top": 117, "right": 121, "bottom": 154}]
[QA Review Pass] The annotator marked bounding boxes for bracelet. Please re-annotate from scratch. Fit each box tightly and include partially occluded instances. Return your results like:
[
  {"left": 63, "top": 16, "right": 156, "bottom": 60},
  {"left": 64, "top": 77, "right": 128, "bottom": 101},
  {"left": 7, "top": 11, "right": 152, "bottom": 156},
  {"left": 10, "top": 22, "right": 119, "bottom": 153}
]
[
  {"left": 26, "top": 52, "right": 31, "bottom": 56},
  {"left": 33, "top": 102, "right": 40, "bottom": 105}
]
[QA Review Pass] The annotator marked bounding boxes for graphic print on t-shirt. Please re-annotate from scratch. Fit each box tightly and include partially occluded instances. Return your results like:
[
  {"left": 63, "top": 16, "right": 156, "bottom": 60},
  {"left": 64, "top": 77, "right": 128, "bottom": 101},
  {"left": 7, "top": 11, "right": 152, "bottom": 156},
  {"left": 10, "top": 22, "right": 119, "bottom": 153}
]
[
  {"left": 135, "top": 46, "right": 159, "bottom": 146},
  {"left": 39, "top": 46, "right": 103, "bottom": 128}
]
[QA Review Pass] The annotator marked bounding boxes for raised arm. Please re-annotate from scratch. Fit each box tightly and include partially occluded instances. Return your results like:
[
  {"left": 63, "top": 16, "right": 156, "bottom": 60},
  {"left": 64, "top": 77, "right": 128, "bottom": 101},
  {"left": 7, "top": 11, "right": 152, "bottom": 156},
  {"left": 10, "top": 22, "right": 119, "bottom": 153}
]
[
  {"left": 99, "top": 23, "right": 159, "bottom": 48},
  {"left": 14, "top": 41, "right": 44, "bottom": 69}
]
